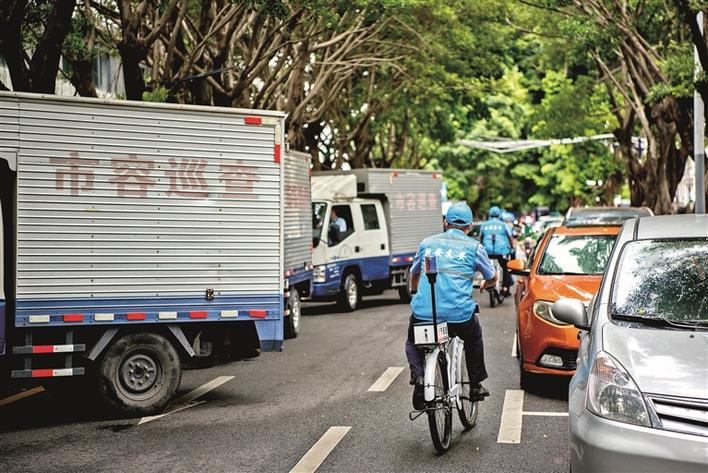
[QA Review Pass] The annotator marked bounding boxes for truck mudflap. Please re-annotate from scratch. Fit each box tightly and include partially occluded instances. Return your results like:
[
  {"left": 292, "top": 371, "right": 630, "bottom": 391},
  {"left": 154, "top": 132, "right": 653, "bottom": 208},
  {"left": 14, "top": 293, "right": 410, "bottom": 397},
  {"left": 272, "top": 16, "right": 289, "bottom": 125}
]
[{"left": 254, "top": 318, "right": 284, "bottom": 352}]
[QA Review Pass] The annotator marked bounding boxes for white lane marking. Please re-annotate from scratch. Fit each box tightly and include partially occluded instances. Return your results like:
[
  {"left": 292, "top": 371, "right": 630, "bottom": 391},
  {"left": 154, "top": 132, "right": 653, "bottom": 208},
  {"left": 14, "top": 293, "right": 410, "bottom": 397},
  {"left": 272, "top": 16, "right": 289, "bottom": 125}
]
[
  {"left": 511, "top": 334, "right": 517, "bottom": 357},
  {"left": 289, "top": 426, "right": 351, "bottom": 473},
  {"left": 368, "top": 367, "right": 404, "bottom": 392},
  {"left": 0, "top": 386, "right": 45, "bottom": 407},
  {"left": 497, "top": 389, "right": 524, "bottom": 444},
  {"left": 138, "top": 375, "right": 234, "bottom": 425},
  {"left": 523, "top": 411, "right": 569, "bottom": 417}
]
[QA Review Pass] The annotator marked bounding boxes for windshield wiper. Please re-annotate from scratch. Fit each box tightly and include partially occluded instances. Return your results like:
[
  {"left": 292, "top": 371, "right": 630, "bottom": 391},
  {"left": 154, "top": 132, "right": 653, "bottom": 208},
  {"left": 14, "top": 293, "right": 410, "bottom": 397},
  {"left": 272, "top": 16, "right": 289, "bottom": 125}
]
[{"left": 612, "top": 314, "right": 705, "bottom": 331}]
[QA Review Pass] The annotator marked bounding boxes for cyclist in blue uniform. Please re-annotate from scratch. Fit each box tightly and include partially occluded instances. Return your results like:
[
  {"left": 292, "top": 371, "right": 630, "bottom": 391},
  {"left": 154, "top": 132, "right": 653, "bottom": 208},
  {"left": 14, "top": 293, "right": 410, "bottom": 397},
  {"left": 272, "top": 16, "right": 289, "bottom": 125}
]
[
  {"left": 479, "top": 206, "right": 515, "bottom": 296},
  {"left": 406, "top": 202, "right": 497, "bottom": 409}
]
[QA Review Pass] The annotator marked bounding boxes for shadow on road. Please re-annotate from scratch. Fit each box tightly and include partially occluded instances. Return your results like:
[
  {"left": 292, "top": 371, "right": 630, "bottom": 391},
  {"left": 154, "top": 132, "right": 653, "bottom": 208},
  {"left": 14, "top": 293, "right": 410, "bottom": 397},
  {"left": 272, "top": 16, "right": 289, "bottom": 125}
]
[
  {"left": 523, "top": 374, "right": 570, "bottom": 401},
  {"left": 302, "top": 294, "right": 405, "bottom": 316}
]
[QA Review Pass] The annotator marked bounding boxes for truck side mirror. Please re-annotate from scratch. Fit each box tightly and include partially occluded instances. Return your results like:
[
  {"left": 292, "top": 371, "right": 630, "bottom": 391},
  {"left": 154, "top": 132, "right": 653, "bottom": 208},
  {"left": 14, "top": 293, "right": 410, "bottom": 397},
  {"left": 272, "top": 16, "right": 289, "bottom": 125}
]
[
  {"left": 313, "top": 236, "right": 321, "bottom": 248},
  {"left": 552, "top": 298, "right": 590, "bottom": 330}
]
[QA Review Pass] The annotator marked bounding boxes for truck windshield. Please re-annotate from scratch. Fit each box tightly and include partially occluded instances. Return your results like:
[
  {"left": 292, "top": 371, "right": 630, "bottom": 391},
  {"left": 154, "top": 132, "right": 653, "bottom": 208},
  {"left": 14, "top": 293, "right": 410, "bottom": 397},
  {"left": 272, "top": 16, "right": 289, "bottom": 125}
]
[
  {"left": 612, "top": 239, "right": 708, "bottom": 325},
  {"left": 312, "top": 201, "right": 328, "bottom": 239},
  {"left": 538, "top": 234, "right": 615, "bottom": 275}
]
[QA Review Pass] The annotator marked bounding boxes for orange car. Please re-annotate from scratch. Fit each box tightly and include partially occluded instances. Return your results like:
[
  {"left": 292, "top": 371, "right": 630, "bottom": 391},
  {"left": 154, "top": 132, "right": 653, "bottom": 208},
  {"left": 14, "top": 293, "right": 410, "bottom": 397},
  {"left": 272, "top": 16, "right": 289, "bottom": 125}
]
[{"left": 507, "top": 224, "right": 620, "bottom": 387}]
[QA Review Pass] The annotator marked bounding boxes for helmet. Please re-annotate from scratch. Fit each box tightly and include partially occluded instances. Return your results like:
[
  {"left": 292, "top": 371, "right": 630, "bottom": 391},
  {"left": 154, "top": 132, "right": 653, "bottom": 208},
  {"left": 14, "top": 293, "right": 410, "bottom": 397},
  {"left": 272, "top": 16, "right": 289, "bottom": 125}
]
[
  {"left": 502, "top": 211, "right": 515, "bottom": 222},
  {"left": 446, "top": 202, "right": 473, "bottom": 226},
  {"left": 489, "top": 206, "right": 502, "bottom": 218}
]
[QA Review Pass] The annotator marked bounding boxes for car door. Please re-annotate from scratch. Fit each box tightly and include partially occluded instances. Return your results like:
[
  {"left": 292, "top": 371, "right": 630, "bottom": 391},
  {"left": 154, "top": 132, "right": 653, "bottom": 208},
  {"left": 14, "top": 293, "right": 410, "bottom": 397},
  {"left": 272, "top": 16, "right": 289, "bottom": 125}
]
[{"left": 357, "top": 201, "right": 389, "bottom": 281}]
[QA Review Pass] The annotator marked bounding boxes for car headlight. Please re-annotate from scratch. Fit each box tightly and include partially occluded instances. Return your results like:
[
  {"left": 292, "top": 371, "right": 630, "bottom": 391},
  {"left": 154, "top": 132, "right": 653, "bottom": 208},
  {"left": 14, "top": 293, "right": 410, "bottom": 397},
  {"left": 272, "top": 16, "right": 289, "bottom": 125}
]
[
  {"left": 313, "top": 265, "right": 327, "bottom": 283},
  {"left": 533, "top": 300, "right": 568, "bottom": 325},
  {"left": 586, "top": 351, "right": 650, "bottom": 427}
]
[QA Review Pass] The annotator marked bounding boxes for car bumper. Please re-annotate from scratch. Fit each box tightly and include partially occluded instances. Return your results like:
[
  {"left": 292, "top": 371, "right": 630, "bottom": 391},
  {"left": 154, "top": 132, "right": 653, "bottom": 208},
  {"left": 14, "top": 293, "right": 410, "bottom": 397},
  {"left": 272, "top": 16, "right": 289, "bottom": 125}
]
[{"left": 570, "top": 409, "right": 708, "bottom": 473}]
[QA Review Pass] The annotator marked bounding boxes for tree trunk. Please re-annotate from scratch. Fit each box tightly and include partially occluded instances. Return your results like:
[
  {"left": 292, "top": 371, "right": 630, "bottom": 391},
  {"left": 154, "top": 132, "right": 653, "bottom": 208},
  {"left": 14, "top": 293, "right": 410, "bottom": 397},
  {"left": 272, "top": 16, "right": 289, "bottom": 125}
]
[
  {"left": 29, "top": 0, "right": 77, "bottom": 93},
  {"left": 118, "top": 42, "right": 147, "bottom": 100},
  {"left": 66, "top": 57, "right": 98, "bottom": 97}
]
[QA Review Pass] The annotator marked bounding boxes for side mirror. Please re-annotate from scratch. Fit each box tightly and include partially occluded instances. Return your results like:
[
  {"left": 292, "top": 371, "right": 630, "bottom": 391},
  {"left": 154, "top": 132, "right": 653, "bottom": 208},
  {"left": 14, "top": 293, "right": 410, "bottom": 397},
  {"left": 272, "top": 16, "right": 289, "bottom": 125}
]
[
  {"left": 507, "top": 258, "right": 529, "bottom": 276},
  {"left": 313, "top": 236, "right": 321, "bottom": 248},
  {"left": 553, "top": 298, "right": 590, "bottom": 330}
]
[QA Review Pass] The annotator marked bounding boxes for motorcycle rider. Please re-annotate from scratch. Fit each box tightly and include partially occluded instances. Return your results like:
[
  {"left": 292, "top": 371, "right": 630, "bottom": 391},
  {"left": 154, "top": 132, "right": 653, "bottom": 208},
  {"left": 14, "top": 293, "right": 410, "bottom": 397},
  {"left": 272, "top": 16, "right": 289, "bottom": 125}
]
[{"left": 405, "top": 202, "right": 497, "bottom": 409}]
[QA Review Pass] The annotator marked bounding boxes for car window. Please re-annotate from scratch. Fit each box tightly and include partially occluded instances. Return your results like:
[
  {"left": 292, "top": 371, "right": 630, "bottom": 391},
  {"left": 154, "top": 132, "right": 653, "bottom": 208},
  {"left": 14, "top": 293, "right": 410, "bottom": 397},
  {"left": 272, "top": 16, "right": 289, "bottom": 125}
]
[
  {"left": 612, "top": 239, "right": 708, "bottom": 323},
  {"left": 328, "top": 204, "right": 355, "bottom": 246},
  {"left": 361, "top": 204, "right": 380, "bottom": 230},
  {"left": 538, "top": 234, "right": 616, "bottom": 275},
  {"left": 312, "top": 201, "right": 327, "bottom": 239}
]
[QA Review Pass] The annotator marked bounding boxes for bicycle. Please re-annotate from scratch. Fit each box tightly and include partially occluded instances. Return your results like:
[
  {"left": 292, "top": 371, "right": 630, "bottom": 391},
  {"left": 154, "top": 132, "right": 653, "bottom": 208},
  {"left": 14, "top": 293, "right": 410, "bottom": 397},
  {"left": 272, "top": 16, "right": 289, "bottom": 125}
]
[{"left": 409, "top": 256, "right": 479, "bottom": 454}]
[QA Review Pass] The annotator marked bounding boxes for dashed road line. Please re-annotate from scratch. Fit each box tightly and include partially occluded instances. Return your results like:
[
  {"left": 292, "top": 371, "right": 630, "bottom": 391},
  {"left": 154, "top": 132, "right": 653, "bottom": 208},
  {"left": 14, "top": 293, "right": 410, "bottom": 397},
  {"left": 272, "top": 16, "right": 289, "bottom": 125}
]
[
  {"left": 523, "top": 411, "right": 569, "bottom": 417},
  {"left": 138, "top": 375, "right": 234, "bottom": 425},
  {"left": 368, "top": 367, "right": 404, "bottom": 392},
  {"left": 497, "top": 389, "right": 524, "bottom": 444},
  {"left": 289, "top": 426, "right": 351, "bottom": 473},
  {"left": 0, "top": 386, "right": 45, "bottom": 407},
  {"left": 511, "top": 334, "right": 517, "bottom": 357}
]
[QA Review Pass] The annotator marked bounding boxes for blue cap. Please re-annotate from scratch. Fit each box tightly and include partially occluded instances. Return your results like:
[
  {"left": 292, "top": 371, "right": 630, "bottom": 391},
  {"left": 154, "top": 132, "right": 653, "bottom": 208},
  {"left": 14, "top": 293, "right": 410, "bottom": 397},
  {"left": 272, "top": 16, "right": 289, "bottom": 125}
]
[
  {"left": 489, "top": 206, "right": 502, "bottom": 218},
  {"left": 502, "top": 211, "right": 515, "bottom": 222},
  {"left": 446, "top": 202, "right": 473, "bottom": 226}
]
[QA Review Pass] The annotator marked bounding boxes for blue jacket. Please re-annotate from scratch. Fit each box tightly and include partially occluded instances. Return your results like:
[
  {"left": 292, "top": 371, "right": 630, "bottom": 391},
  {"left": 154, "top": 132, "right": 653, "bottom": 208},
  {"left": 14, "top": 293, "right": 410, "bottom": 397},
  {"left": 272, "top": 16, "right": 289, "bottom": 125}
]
[
  {"left": 410, "top": 229, "right": 495, "bottom": 323},
  {"left": 480, "top": 218, "right": 513, "bottom": 256}
]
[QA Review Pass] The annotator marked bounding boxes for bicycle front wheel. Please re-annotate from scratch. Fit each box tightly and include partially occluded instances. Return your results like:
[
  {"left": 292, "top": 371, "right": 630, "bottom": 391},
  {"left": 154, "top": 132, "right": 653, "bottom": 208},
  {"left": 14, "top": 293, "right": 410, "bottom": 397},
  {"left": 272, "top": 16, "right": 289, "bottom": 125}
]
[
  {"left": 427, "top": 352, "right": 452, "bottom": 454},
  {"left": 457, "top": 350, "right": 478, "bottom": 430}
]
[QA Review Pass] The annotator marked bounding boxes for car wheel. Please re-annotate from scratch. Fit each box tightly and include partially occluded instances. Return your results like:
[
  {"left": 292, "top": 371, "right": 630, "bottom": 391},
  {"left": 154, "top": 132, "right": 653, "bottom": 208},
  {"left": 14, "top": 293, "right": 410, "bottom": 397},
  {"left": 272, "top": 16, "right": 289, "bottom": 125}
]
[
  {"left": 284, "top": 290, "right": 301, "bottom": 339},
  {"left": 339, "top": 273, "right": 360, "bottom": 311}
]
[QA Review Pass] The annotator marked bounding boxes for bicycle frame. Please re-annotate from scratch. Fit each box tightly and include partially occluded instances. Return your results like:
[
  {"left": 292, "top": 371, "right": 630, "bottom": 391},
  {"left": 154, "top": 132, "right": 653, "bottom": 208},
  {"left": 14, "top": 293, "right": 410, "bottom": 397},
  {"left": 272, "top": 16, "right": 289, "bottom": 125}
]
[{"left": 423, "top": 336, "right": 465, "bottom": 410}]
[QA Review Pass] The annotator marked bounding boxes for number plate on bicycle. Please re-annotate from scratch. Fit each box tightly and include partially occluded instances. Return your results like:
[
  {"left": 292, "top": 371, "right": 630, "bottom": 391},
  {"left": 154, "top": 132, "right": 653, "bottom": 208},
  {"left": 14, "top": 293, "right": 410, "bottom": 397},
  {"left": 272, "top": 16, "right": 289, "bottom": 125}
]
[{"left": 413, "top": 322, "right": 449, "bottom": 345}]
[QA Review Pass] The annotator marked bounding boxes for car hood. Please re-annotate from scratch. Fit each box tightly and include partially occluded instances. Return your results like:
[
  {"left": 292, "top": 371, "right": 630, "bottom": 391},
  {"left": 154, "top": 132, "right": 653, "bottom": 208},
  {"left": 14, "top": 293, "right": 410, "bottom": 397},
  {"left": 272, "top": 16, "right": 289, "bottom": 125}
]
[
  {"left": 530, "top": 275, "right": 601, "bottom": 302},
  {"left": 603, "top": 322, "right": 708, "bottom": 400}
]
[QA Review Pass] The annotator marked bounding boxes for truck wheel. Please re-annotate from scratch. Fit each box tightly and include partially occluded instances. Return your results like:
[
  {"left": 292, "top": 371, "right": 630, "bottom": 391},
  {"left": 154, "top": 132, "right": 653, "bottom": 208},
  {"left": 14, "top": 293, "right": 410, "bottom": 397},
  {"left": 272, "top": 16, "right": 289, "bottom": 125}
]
[
  {"left": 339, "top": 273, "right": 360, "bottom": 311},
  {"left": 284, "top": 290, "right": 301, "bottom": 339},
  {"left": 97, "top": 332, "right": 181, "bottom": 416}
]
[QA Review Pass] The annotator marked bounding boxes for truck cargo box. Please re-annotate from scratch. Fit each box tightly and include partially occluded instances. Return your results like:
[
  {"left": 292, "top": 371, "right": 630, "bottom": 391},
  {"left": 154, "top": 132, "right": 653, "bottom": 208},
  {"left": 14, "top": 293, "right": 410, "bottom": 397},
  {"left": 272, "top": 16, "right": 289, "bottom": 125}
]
[
  {"left": 0, "top": 92, "right": 286, "bottom": 350},
  {"left": 349, "top": 168, "right": 443, "bottom": 257},
  {"left": 283, "top": 150, "right": 312, "bottom": 285}
]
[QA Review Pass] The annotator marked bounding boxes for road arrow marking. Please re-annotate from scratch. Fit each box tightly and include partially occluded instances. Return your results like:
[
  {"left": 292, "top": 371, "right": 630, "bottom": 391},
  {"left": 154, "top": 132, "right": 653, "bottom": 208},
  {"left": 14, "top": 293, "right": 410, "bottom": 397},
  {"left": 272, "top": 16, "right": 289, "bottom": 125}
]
[
  {"left": 289, "top": 426, "right": 351, "bottom": 473},
  {"left": 368, "top": 367, "right": 404, "bottom": 392},
  {"left": 138, "top": 375, "right": 234, "bottom": 425}
]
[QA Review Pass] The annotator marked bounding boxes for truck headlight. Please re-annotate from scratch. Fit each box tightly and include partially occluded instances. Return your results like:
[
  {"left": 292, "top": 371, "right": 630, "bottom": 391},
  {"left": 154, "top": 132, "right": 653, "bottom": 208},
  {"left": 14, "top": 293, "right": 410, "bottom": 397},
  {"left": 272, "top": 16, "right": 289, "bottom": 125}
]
[
  {"left": 533, "top": 300, "right": 568, "bottom": 325},
  {"left": 586, "top": 351, "right": 650, "bottom": 427},
  {"left": 313, "top": 265, "right": 326, "bottom": 283}
]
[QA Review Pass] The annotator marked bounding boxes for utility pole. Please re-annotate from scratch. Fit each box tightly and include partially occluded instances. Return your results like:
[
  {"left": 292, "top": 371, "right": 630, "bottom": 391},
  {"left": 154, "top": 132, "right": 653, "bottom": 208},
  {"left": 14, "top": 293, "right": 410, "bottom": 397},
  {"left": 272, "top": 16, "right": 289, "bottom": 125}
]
[{"left": 695, "top": 11, "right": 705, "bottom": 214}]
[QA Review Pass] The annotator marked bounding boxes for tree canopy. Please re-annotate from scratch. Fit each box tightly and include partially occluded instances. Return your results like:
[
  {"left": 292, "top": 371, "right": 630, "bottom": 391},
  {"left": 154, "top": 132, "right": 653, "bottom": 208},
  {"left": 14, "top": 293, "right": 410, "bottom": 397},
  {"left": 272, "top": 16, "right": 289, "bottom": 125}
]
[{"left": 1, "top": 0, "right": 704, "bottom": 215}]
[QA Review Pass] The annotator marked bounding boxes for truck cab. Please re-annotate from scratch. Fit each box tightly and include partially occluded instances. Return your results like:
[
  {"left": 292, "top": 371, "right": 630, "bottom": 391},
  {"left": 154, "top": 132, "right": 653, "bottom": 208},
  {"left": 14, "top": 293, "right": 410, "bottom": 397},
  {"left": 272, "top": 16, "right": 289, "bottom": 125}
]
[{"left": 311, "top": 198, "right": 391, "bottom": 308}]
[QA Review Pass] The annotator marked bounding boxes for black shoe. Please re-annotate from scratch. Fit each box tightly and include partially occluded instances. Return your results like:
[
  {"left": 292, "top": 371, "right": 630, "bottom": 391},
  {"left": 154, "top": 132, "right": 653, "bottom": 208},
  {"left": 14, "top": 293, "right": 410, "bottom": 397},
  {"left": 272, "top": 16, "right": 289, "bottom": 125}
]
[
  {"left": 471, "top": 384, "right": 490, "bottom": 401},
  {"left": 412, "top": 376, "right": 426, "bottom": 410}
]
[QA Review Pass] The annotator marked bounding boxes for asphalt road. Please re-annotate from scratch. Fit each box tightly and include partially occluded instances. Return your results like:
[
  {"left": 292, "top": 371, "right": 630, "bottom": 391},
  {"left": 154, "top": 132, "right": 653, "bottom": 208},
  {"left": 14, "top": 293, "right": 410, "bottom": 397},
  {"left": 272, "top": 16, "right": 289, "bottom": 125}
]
[{"left": 0, "top": 291, "right": 570, "bottom": 473}]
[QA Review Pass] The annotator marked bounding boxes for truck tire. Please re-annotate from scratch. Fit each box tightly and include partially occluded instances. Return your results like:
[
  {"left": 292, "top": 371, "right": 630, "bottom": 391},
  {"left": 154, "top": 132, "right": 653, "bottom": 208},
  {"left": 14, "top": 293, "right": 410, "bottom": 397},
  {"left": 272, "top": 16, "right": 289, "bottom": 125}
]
[
  {"left": 97, "top": 332, "right": 181, "bottom": 416},
  {"left": 284, "top": 290, "right": 301, "bottom": 339},
  {"left": 339, "top": 272, "right": 360, "bottom": 312}
]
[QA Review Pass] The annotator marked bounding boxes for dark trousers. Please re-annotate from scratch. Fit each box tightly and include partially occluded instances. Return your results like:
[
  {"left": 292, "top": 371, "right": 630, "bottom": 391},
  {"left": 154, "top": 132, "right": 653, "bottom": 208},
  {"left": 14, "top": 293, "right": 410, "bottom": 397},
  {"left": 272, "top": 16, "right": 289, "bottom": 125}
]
[
  {"left": 491, "top": 254, "right": 514, "bottom": 289},
  {"left": 405, "top": 315, "right": 488, "bottom": 386}
]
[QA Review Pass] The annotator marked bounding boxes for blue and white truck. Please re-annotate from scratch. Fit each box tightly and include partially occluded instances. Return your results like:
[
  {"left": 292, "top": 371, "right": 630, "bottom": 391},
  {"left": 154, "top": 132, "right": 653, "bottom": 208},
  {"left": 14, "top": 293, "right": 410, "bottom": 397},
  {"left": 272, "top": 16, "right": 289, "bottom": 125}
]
[
  {"left": 0, "top": 92, "right": 287, "bottom": 414},
  {"left": 310, "top": 169, "right": 442, "bottom": 310}
]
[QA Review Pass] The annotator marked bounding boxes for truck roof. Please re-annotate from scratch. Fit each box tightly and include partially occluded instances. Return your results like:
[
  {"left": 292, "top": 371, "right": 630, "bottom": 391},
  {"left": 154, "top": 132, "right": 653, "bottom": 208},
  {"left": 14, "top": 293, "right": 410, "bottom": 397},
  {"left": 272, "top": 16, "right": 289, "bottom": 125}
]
[{"left": 0, "top": 91, "right": 287, "bottom": 119}]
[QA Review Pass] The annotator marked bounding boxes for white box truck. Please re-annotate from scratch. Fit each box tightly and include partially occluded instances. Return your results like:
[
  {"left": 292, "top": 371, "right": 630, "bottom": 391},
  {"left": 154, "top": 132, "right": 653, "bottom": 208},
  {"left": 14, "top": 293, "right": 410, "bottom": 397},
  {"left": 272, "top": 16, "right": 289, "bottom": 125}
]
[
  {"left": 0, "top": 92, "right": 286, "bottom": 414},
  {"left": 282, "top": 150, "right": 312, "bottom": 338},
  {"left": 310, "top": 169, "right": 442, "bottom": 310}
]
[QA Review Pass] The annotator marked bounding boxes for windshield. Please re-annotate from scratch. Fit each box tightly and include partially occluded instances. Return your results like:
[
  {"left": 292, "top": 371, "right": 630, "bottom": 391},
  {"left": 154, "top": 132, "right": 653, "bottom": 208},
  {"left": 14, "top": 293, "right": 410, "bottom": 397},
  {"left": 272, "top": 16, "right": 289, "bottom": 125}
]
[
  {"left": 538, "top": 234, "right": 616, "bottom": 275},
  {"left": 312, "top": 201, "right": 328, "bottom": 239},
  {"left": 612, "top": 239, "right": 708, "bottom": 323}
]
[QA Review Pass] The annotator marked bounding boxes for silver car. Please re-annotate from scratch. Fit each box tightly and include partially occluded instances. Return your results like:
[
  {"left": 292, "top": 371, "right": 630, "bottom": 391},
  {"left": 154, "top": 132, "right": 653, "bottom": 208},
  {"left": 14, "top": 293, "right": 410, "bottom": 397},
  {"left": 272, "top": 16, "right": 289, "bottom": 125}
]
[{"left": 553, "top": 214, "right": 708, "bottom": 473}]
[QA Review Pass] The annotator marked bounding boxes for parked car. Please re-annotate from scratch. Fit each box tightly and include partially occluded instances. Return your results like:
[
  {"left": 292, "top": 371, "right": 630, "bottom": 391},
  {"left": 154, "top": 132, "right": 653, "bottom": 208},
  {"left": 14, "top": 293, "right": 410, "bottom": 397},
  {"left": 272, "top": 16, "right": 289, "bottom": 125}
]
[
  {"left": 553, "top": 214, "right": 708, "bottom": 473},
  {"left": 507, "top": 224, "right": 620, "bottom": 388},
  {"left": 564, "top": 206, "right": 653, "bottom": 226}
]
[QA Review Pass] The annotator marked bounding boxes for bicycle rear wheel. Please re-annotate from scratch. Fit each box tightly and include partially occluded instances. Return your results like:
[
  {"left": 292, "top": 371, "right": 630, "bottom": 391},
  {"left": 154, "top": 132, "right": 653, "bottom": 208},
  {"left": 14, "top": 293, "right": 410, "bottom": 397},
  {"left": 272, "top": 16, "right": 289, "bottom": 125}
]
[
  {"left": 457, "top": 350, "right": 478, "bottom": 430},
  {"left": 427, "top": 352, "right": 452, "bottom": 454}
]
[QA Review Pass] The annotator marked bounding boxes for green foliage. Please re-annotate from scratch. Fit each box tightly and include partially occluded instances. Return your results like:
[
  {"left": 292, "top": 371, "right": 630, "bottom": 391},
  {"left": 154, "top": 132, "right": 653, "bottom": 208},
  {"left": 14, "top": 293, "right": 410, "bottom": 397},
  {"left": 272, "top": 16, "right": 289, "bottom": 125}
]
[{"left": 143, "top": 86, "right": 170, "bottom": 102}]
